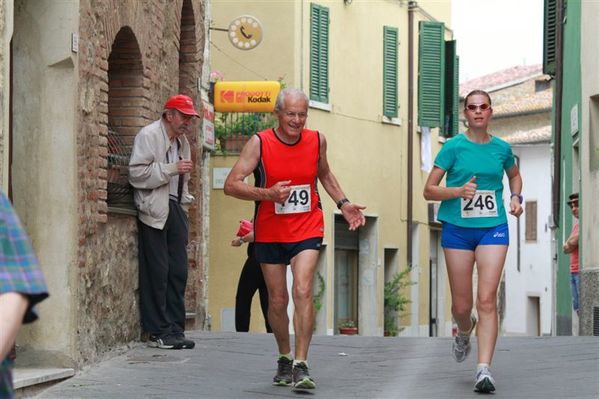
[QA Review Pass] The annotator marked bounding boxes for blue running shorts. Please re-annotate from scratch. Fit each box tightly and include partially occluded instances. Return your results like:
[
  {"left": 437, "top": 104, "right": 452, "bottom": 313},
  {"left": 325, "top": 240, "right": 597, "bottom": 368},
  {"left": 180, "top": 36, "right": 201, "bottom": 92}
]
[{"left": 441, "top": 222, "right": 509, "bottom": 251}]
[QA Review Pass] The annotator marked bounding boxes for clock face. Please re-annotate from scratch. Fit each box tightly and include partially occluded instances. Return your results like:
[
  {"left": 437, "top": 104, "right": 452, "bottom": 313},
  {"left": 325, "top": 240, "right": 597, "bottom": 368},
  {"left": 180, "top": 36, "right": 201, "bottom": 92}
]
[{"left": 228, "top": 15, "right": 263, "bottom": 50}]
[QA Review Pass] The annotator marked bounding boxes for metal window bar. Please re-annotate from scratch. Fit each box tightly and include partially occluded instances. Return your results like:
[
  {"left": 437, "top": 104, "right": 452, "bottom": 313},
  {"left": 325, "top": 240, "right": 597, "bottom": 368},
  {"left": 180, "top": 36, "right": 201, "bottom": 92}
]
[{"left": 107, "top": 128, "right": 136, "bottom": 214}]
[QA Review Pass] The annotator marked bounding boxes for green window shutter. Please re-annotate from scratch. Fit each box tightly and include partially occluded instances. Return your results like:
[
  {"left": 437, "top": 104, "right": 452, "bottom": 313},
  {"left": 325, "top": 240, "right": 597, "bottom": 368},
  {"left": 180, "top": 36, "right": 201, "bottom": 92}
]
[
  {"left": 543, "top": 0, "right": 557, "bottom": 76},
  {"left": 418, "top": 21, "right": 445, "bottom": 128},
  {"left": 443, "top": 40, "right": 459, "bottom": 137},
  {"left": 383, "top": 26, "right": 399, "bottom": 118},
  {"left": 310, "top": 4, "right": 329, "bottom": 103}
]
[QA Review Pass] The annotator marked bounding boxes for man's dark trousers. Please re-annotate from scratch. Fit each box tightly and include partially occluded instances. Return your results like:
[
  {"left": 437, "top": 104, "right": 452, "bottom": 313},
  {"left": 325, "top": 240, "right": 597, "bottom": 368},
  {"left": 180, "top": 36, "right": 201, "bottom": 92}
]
[{"left": 138, "top": 200, "right": 188, "bottom": 338}]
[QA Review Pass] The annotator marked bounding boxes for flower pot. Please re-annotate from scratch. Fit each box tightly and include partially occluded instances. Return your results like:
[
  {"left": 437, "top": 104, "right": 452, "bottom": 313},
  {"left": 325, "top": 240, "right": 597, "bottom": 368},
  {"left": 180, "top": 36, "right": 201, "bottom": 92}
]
[{"left": 338, "top": 327, "right": 358, "bottom": 335}]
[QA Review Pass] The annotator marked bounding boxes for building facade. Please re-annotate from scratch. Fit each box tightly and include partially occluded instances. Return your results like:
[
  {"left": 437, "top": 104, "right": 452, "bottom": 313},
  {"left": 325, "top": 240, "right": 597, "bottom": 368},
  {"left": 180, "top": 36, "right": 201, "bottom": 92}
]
[
  {"left": 208, "top": 0, "right": 458, "bottom": 337},
  {"left": 579, "top": 0, "right": 599, "bottom": 336}
]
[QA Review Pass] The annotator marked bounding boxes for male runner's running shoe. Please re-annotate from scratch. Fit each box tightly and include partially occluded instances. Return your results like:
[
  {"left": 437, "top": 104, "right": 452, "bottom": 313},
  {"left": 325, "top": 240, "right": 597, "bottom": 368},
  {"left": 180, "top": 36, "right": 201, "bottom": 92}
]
[
  {"left": 452, "top": 314, "right": 477, "bottom": 362},
  {"left": 292, "top": 362, "right": 316, "bottom": 391},
  {"left": 272, "top": 357, "right": 293, "bottom": 386},
  {"left": 474, "top": 366, "right": 496, "bottom": 393}
]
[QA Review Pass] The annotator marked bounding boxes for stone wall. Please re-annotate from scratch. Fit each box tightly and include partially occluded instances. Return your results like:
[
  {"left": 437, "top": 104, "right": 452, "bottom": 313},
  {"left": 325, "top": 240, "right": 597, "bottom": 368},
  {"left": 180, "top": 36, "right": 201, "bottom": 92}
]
[{"left": 75, "top": 0, "right": 206, "bottom": 364}]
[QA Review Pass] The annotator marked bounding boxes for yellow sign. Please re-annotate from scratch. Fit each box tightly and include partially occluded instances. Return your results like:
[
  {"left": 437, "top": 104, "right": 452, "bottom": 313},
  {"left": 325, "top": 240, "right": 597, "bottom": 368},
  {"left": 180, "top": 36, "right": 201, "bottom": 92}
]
[{"left": 214, "top": 81, "right": 281, "bottom": 113}]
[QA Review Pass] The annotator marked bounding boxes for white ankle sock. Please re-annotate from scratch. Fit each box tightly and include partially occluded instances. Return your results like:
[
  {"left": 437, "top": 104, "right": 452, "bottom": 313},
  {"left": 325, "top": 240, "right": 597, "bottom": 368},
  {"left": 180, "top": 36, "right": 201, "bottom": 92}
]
[{"left": 293, "top": 360, "right": 308, "bottom": 367}]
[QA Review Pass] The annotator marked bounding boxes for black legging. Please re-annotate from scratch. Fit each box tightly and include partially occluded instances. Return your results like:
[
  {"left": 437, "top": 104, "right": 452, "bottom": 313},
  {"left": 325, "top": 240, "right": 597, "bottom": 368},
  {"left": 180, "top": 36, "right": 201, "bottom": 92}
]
[{"left": 235, "top": 245, "right": 272, "bottom": 332}]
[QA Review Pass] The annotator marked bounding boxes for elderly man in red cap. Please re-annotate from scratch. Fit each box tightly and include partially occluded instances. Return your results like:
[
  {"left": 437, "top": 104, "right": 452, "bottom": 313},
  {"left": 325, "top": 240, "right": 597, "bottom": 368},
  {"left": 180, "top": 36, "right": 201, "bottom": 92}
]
[{"left": 129, "top": 95, "right": 199, "bottom": 349}]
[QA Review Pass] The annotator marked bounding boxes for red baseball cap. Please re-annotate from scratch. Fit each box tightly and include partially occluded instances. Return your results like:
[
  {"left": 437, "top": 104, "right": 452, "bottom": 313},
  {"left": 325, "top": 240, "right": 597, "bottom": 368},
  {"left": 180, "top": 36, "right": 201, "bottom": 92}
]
[{"left": 164, "top": 95, "right": 200, "bottom": 117}]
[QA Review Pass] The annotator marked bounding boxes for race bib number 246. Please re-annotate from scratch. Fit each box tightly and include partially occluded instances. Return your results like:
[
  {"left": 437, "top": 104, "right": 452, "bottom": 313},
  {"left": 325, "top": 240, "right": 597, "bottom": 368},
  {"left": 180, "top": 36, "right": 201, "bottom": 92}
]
[{"left": 461, "top": 190, "right": 498, "bottom": 218}]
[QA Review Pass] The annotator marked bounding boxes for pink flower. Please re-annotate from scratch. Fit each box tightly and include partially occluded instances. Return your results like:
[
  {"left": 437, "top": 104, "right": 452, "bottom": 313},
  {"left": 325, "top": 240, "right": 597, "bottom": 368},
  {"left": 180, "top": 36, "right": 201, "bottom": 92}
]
[{"left": 210, "top": 70, "right": 224, "bottom": 82}]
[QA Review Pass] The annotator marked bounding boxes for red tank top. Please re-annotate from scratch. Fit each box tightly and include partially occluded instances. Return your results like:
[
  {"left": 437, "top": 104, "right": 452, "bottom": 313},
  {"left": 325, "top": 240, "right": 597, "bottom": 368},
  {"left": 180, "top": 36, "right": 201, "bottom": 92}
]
[{"left": 253, "top": 128, "right": 324, "bottom": 242}]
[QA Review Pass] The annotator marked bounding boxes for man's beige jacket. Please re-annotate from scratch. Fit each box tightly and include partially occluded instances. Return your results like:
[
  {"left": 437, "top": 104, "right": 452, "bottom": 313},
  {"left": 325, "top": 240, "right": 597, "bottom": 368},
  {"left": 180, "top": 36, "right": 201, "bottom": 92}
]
[{"left": 129, "top": 119, "right": 194, "bottom": 229}]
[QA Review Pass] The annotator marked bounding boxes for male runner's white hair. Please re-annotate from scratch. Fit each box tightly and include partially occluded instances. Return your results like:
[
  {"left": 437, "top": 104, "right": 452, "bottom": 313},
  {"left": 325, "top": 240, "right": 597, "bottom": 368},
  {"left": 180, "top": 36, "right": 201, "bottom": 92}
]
[{"left": 274, "top": 88, "right": 308, "bottom": 112}]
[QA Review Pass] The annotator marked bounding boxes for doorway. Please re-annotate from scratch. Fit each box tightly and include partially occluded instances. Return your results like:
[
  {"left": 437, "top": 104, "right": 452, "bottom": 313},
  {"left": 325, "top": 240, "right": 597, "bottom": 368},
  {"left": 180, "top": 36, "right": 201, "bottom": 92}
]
[{"left": 527, "top": 296, "right": 541, "bottom": 336}]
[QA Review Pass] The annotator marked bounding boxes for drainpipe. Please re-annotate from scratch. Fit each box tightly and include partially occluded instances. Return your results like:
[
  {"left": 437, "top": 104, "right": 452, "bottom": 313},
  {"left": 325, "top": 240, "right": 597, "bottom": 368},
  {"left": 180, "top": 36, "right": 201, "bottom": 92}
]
[
  {"left": 407, "top": 1, "right": 416, "bottom": 267},
  {"left": 552, "top": 0, "right": 564, "bottom": 228}
]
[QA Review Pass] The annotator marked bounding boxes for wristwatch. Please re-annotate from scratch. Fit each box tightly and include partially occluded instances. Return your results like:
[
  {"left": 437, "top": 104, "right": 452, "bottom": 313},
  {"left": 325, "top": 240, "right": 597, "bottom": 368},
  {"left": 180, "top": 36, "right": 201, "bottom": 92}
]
[
  {"left": 336, "top": 198, "right": 350, "bottom": 209},
  {"left": 510, "top": 193, "right": 523, "bottom": 204},
  {"left": 239, "top": 236, "right": 245, "bottom": 244}
]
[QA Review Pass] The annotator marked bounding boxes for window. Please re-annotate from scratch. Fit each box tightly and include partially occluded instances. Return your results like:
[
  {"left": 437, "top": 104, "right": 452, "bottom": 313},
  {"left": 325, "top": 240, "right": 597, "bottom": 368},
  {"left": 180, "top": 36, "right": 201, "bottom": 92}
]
[
  {"left": 383, "top": 26, "right": 399, "bottom": 119},
  {"left": 310, "top": 4, "right": 329, "bottom": 103},
  {"left": 525, "top": 201, "right": 538, "bottom": 242},
  {"left": 418, "top": 21, "right": 445, "bottom": 128},
  {"left": 543, "top": 0, "right": 557, "bottom": 76},
  {"left": 418, "top": 21, "right": 459, "bottom": 134}
]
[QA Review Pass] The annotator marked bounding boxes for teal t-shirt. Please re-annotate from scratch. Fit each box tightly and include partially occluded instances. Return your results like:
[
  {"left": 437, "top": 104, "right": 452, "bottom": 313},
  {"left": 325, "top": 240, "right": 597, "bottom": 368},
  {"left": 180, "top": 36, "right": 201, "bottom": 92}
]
[{"left": 434, "top": 133, "right": 515, "bottom": 228}]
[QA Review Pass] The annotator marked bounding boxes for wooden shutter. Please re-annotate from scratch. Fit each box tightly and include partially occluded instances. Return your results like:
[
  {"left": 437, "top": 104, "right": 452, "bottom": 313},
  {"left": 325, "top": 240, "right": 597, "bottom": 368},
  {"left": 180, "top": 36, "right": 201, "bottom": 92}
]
[
  {"left": 418, "top": 21, "right": 445, "bottom": 128},
  {"left": 383, "top": 26, "right": 399, "bottom": 118},
  {"left": 310, "top": 4, "right": 329, "bottom": 103},
  {"left": 525, "top": 201, "right": 538, "bottom": 242},
  {"left": 443, "top": 40, "right": 459, "bottom": 137},
  {"left": 543, "top": 0, "right": 557, "bottom": 76}
]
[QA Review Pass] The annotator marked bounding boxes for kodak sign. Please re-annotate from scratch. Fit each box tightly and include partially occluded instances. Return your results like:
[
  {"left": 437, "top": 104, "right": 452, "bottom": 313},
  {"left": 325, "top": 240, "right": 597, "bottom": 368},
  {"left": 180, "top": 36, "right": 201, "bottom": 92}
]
[{"left": 214, "top": 81, "right": 281, "bottom": 112}]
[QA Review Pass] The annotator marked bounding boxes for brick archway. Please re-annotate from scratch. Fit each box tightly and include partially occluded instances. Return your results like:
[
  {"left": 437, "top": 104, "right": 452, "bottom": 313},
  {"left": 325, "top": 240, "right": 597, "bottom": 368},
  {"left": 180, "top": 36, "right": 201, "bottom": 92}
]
[
  {"left": 106, "top": 27, "right": 147, "bottom": 212},
  {"left": 179, "top": 0, "right": 198, "bottom": 96}
]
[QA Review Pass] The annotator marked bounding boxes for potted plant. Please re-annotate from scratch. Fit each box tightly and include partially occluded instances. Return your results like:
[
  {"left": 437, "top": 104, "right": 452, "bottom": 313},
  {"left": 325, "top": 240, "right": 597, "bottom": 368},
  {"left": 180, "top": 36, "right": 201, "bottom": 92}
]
[
  {"left": 214, "top": 113, "right": 278, "bottom": 153},
  {"left": 384, "top": 268, "right": 415, "bottom": 336},
  {"left": 338, "top": 320, "right": 358, "bottom": 335}
]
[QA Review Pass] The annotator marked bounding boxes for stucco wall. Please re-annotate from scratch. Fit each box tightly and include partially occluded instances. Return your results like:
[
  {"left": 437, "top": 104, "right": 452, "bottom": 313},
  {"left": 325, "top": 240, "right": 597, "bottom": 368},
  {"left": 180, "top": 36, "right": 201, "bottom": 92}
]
[
  {"left": 11, "top": 0, "right": 80, "bottom": 366},
  {"left": 491, "top": 112, "right": 550, "bottom": 137}
]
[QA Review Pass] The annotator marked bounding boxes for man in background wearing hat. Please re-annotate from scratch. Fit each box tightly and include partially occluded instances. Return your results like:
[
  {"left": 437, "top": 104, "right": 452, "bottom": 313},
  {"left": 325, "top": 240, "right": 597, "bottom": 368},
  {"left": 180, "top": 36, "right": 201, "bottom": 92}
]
[
  {"left": 129, "top": 95, "right": 198, "bottom": 349},
  {"left": 563, "top": 192, "right": 580, "bottom": 316}
]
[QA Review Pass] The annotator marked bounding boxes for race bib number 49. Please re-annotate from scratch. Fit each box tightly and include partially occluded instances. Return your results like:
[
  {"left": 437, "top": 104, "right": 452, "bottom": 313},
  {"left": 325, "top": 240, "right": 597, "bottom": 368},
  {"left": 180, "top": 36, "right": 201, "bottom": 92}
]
[
  {"left": 275, "top": 184, "right": 311, "bottom": 215},
  {"left": 461, "top": 190, "right": 498, "bottom": 218}
]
